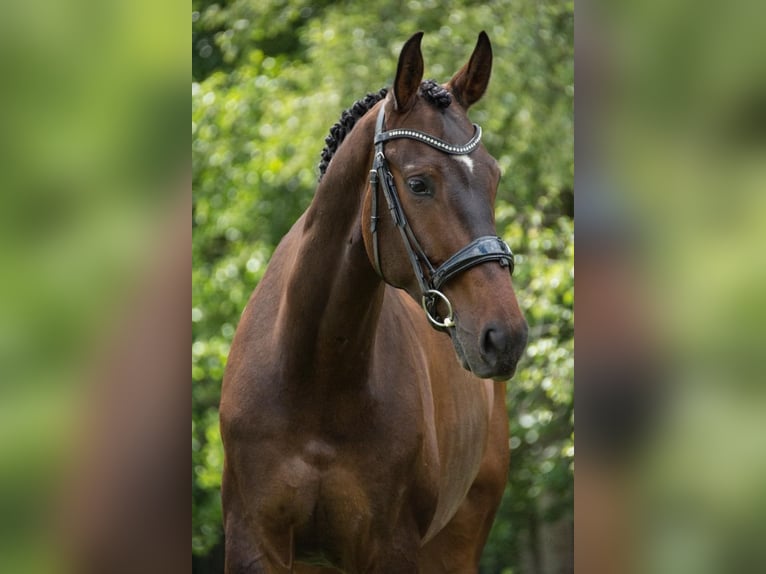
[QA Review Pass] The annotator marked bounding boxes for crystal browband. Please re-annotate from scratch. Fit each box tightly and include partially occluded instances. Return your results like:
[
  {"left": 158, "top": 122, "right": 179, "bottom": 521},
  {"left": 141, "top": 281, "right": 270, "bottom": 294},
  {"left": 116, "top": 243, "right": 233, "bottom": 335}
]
[{"left": 374, "top": 125, "right": 482, "bottom": 155}]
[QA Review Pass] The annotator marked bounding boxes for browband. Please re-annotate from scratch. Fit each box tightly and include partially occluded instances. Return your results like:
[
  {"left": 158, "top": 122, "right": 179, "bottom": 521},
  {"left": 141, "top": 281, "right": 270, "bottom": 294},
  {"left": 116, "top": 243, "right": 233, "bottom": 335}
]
[{"left": 374, "top": 124, "right": 482, "bottom": 155}]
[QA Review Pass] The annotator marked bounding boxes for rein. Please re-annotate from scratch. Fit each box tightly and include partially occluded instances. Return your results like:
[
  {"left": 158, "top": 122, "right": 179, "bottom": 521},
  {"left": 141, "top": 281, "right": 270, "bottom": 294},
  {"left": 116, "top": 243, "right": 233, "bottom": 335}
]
[{"left": 369, "top": 102, "right": 515, "bottom": 331}]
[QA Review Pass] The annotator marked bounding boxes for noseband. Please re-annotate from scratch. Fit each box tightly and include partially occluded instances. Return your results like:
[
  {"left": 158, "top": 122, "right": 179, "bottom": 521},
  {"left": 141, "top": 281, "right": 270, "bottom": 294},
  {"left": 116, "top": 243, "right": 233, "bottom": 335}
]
[{"left": 369, "top": 102, "right": 515, "bottom": 331}]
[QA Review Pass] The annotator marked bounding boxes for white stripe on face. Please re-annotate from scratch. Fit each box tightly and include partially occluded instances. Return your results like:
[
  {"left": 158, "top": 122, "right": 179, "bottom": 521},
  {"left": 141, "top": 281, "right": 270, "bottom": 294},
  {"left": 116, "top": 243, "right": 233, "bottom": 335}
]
[{"left": 454, "top": 154, "right": 474, "bottom": 174}]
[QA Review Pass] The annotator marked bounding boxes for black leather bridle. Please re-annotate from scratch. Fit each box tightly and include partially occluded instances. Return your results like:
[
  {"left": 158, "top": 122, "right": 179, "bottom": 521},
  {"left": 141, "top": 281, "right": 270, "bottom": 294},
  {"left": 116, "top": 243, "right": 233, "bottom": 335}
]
[{"left": 368, "top": 102, "right": 515, "bottom": 331}]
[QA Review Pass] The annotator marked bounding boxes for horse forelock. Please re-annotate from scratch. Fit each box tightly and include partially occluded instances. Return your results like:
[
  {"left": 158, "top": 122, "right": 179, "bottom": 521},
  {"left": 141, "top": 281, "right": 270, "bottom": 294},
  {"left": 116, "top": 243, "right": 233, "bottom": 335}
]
[{"left": 418, "top": 79, "right": 452, "bottom": 108}]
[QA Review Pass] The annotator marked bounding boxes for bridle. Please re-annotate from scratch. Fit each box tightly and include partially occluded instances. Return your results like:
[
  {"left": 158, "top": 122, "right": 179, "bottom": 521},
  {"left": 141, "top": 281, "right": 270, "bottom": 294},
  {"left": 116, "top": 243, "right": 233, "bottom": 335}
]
[{"left": 368, "top": 101, "right": 515, "bottom": 331}]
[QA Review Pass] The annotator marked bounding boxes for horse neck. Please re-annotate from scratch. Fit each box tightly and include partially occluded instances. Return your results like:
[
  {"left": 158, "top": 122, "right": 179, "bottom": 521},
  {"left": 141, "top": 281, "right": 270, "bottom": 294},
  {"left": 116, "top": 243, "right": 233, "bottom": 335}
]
[{"left": 277, "top": 107, "right": 383, "bottom": 383}]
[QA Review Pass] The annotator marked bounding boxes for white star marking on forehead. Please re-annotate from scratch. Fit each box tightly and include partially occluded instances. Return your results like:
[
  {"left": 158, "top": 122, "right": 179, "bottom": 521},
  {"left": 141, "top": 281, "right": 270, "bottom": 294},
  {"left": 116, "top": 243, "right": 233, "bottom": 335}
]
[{"left": 454, "top": 154, "right": 474, "bottom": 174}]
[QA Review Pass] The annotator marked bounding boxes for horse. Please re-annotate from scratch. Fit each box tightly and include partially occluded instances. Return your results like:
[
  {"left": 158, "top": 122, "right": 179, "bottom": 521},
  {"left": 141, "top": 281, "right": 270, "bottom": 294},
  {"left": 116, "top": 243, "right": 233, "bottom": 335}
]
[{"left": 220, "top": 31, "right": 528, "bottom": 573}]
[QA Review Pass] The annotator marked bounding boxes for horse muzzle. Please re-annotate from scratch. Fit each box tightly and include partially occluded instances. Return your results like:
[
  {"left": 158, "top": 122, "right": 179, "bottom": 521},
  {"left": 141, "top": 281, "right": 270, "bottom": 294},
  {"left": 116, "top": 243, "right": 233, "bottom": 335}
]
[{"left": 452, "top": 319, "right": 528, "bottom": 380}]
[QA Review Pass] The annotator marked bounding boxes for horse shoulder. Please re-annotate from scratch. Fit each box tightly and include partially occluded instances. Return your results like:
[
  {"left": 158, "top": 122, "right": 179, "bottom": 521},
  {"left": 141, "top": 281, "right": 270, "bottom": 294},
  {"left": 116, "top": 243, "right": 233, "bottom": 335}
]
[{"left": 374, "top": 289, "right": 497, "bottom": 540}]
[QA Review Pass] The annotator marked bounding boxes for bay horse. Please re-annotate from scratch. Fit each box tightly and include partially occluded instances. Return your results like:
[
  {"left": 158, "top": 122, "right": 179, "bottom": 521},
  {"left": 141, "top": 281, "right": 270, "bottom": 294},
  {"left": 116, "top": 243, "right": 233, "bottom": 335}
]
[{"left": 220, "top": 31, "right": 528, "bottom": 573}]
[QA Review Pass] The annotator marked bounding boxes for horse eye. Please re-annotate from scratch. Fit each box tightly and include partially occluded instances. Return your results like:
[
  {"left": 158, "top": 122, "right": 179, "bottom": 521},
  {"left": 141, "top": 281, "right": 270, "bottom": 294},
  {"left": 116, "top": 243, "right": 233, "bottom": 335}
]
[{"left": 407, "top": 178, "right": 430, "bottom": 195}]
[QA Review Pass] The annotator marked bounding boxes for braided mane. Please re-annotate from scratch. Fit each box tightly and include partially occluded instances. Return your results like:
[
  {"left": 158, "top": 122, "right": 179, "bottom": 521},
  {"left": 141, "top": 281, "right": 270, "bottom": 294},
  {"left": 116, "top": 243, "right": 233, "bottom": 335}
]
[
  {"left": 318, "top": 88, "right": 388, "bottom": 181},
  {"left": 317, "top": 80, "right": 453, "bottom": 181}
]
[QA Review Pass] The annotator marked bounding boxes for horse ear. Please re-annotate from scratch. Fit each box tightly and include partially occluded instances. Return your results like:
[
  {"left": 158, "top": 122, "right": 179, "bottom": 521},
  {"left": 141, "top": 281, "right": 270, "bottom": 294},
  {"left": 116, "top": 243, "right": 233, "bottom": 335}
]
[
  {"left": 448, "top": 31, "right": 493, "bottom": 109},
  {"left": 393, "top": 32, "right": 425, "bottom": 112}
]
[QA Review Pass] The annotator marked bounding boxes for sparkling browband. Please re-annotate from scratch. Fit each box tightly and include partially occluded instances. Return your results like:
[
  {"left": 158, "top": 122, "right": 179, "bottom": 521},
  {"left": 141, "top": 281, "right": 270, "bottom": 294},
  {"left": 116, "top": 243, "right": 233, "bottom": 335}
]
[{"left": 374, "top": 124, "right": 482, "bottom": 155}]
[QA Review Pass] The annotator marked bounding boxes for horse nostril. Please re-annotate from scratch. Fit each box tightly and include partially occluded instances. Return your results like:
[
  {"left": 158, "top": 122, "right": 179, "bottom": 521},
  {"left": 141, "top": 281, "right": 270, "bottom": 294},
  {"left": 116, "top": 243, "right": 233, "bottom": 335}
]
[{"left": 481, "top": 326, "right": 508, "bottom": 361}]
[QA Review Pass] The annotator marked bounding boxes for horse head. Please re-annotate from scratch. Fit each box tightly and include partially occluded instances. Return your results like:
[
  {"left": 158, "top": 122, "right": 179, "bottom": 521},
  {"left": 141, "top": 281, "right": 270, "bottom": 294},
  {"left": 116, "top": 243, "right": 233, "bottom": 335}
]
[{"left": 362, "top": 32, "right": 528, "bottom": 380}]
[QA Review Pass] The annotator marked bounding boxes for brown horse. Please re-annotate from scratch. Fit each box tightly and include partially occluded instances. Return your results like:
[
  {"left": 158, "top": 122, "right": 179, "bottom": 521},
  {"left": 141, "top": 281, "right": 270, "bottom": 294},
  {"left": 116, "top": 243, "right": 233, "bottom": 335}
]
[{"left": 220, "top": 31, "right": 528, "bottom": 573}]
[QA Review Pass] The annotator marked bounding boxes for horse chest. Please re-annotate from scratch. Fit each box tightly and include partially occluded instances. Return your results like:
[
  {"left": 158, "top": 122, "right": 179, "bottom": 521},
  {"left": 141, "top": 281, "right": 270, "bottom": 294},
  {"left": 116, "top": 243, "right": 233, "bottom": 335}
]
[{"left": 262, "top": 414, "right": 439, "bottom": 561}]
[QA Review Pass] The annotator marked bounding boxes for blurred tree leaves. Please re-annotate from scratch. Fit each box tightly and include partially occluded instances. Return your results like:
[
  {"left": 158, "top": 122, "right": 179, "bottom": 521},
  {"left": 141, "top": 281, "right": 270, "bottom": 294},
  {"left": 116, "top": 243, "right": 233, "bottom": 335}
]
[{"left": 192, "top": 0, "right": 572, "bottom": 570}]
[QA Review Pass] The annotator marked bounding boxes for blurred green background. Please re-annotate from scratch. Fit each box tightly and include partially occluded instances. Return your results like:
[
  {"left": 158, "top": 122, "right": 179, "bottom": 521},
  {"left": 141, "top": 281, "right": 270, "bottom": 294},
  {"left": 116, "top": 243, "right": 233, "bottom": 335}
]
[
  {"left": 192, "top": 0, "right": 574, "bottom": 572},
  {"left": 575, "top": 0, "right": 766, "bottom": 572},
  {"left": 0, "top": 0, "right": 187, "bottom": 571}
]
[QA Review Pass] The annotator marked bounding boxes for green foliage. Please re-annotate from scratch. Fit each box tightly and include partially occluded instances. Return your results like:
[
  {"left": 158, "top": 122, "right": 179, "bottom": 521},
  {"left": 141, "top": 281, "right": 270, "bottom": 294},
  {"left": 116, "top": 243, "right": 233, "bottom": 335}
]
[{"left": 192, "top": 1, "right": 572, "bottom": 570}]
